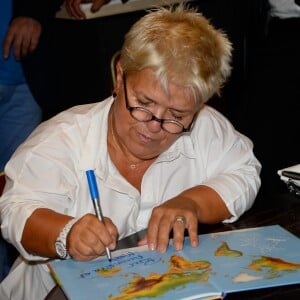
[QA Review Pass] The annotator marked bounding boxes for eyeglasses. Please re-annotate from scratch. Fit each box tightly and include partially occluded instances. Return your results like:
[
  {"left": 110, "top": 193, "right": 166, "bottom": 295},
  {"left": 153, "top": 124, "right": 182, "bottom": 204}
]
[{"left": 123, "top": 75, "right": 194, "bottom": 134}]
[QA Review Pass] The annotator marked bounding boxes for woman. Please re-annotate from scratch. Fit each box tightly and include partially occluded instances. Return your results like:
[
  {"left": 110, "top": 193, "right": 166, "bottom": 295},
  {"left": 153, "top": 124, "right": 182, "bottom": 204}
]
[{"left": 0, "top": 5, "right": 261, "bottom": 299}]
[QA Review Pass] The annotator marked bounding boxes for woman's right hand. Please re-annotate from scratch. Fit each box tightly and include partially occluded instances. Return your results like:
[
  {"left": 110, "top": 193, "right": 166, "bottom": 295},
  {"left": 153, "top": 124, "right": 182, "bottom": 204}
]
[{"left": 67, "top": 213, "right": 118, "bottom": 261}]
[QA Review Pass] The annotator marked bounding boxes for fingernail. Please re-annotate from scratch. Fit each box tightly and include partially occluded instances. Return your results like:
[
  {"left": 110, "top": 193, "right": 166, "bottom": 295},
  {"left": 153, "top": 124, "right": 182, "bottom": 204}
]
[
  {"left": 149, "top": 243, "right": 155, "bottom": 251},
  {"left": 174, "top": 242, "right": 183, "bottom": 251},
  {"left": 191, "top": 239, "right": 199, "bottom": 247},
  {"left": 157, "top": 245, "right": 166, "bottom": 253}
]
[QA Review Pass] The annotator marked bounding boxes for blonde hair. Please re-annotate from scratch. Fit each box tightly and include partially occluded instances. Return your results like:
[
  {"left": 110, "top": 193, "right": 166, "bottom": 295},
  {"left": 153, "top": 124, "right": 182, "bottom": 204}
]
[{"left": 120, "top": 4, "right": 232, "bottom": 104}]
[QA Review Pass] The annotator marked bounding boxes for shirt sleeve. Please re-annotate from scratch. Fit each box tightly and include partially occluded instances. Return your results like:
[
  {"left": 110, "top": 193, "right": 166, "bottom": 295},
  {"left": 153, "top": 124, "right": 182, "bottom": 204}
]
[
  {"left": 0, "top": 118, "right": 80, "bottom": 261},
  {"left": 194, "top": 107, "right": 261, "bottom": 222}
]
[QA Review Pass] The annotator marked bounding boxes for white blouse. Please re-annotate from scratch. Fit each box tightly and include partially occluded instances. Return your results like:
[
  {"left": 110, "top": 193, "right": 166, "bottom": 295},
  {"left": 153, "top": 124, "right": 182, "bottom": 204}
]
[{"left": 0, "top": 96, "right": 261, "bottom": 299}]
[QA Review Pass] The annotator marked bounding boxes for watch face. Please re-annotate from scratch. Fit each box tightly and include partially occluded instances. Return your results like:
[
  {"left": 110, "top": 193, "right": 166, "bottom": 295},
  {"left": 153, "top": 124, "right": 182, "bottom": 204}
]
[{"left": 55, "top": 241, "right": 68, "bottom": 259}]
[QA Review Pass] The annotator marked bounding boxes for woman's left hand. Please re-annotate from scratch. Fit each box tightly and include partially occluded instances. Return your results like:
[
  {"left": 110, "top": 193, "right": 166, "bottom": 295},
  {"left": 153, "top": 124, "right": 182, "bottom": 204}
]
[{"left": 139, "top": 196, "right": 200, "bottom": 253}]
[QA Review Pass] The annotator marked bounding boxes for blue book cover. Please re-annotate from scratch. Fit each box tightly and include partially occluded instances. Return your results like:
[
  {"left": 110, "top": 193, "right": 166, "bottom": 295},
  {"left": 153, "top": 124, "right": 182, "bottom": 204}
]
[{"left": 48, "top": 225, "right": 300, "bottom": 300}]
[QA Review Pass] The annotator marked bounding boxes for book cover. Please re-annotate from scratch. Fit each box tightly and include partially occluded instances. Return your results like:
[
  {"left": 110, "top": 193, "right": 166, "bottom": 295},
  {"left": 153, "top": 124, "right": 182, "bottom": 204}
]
[
  {"left": 56, "top": 0, "right": 185, "bottom": 19},
  {"left": 48, "top": 225, "right": 300, "bottom": 300}
]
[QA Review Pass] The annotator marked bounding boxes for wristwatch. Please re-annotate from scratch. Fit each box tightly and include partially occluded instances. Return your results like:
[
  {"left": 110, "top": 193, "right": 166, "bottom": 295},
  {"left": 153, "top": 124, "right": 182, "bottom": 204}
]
[{"left": 55, "top": 218, "right": 78, "bottom": 259}]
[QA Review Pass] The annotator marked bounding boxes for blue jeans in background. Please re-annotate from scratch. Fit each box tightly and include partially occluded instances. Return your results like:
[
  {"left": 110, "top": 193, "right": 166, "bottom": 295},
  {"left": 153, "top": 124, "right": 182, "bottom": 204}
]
[
  {"left": 0, "top": 235, "right": 10, "bottom": 282},
  {"left": 0, "top": 83, "right": 42, "bottom": 171},
  {"left": 0, "top": 82, "right": 41, "bottom": 282}
]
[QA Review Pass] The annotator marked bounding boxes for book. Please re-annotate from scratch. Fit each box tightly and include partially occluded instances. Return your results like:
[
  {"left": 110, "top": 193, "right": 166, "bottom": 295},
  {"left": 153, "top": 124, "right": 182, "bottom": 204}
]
[
  {"left": 48, "top": 225, "right": 300, "bottom": 300},
  {"left": 278, "top": 164, "right": 300, "bottom": 196},
  {"left": 56, "top": 0, "right": 185, "bottom": 19}
]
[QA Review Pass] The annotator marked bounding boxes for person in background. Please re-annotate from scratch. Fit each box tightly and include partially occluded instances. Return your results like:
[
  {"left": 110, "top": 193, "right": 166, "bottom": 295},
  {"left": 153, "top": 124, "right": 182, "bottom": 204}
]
[
  {"left": 64, "top": 0, "right": 121, "bottom": 20},
  {"left": 240, "top": 0, "right": 300, "bottom": 197},
  {"left": 0, "top": 4, "right": 261, "bottom": 299},
  {"left": 17, "top": 0, "right": 123, "bottom": 120},
  {"left": 0, "top": 0, "right": 42, "bottom": 282},
  {"left": 0, "top": 0, "right": 42, "bottom": 171},
  {"left": 12, "top": 0, "right": 63, "bottom": 121}
]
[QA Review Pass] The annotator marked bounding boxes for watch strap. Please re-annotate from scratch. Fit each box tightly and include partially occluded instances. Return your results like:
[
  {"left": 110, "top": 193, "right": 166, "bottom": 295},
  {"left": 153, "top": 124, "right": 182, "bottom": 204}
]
[{"left": 55, "top": 218, "right": 78, "bottom": 259}]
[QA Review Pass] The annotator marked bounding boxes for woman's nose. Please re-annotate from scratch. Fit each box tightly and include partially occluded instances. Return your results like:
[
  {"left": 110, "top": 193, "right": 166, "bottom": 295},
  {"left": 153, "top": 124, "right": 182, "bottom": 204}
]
[{"left": 146, "top": 119, "right": 163, "bottom": 133}]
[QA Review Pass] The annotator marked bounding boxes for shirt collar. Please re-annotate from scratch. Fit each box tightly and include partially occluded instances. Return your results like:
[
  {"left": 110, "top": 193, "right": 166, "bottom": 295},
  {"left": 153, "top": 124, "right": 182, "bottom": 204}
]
[
  {"left": 156, "top": 133, "right": 196, "bottom": 164},
  {"left": 78, "top": 97, "right": 196, "bottom": 172}
]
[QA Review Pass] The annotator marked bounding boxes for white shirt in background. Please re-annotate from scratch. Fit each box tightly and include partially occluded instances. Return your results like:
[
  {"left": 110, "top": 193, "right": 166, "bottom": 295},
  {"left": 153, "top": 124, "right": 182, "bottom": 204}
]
[{"left": 268, "top": 0, "right": 300, "bottom": 19}]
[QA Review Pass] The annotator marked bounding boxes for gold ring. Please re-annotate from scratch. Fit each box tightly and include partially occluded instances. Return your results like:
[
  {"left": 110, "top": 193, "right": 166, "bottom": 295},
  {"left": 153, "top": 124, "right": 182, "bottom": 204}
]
[{"left": 174, "top": 216, "right": 186, "bottom": 225}]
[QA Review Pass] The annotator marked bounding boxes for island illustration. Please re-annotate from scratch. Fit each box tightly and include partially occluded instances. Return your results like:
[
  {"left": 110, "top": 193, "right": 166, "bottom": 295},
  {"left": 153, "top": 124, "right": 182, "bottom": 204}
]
[{"left": 92, "top": 241, "right": 300, "bottom": 300}]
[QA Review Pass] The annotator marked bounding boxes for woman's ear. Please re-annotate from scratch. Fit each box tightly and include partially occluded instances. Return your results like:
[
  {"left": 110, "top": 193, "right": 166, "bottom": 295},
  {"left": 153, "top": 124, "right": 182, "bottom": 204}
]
[{"left": 115, "top": 61, "right": 124, "bottom": 90}]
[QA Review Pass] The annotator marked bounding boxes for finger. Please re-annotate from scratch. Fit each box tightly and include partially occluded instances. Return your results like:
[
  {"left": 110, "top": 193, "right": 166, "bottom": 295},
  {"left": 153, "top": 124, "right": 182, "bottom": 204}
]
[
  {"left": 27, "top": 23, "right": 41, "bottom": 53},
  {"left": 28, "top": 36, "right": 39, "bottom": 54},
  {"left": 67, "top": 214, "right": 114, "bottom": 260},
  {"left": 137, "top": 235, "right": 148, "bottom": 246},
  {"left": 91, "top": 0, "right": 108, "bottom": 13},
  {"left": 2, "top": 30, "right": 14, "bottom": 59},
  {"left": 68, "top": 225, "right": 101, "bottom": 260},
  {"left": 155, "top": 216, "right": 173, "bottom": 253},
  {"left": 12, "top": 32, "right": 24, "bottom": 60},
  {"left": 70, "top": 238, "right": 103, "bottom": 261},
  {"left": 91, "top": 218, "right": 114, "bottom": 248},
  {"left": 18, "top": 34, "right": 31, "bottom": 58},
  {"left": 172, "top": 218, "right": 186, "bottom": 250},
  {"left": 103, "top": 217, "right": 118, "bottom": 249},
  {"left": 146, "top": 211, "right": 161, "bottom": 251},
  {"left": 71, "top": 225, "right": 110, "bottom": 260},
  {"left": 186, "top": 219, "right": 199, "bottom": 248},
  {"left": 89, "top": 238, "right": 108, "bottom": 257},
  {"left": 66, "top": 0, "right": 86, "bottom": 19}
]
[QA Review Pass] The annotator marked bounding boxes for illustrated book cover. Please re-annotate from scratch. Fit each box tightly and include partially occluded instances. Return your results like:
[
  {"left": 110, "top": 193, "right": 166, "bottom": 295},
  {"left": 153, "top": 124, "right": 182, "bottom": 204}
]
[{"left": 48, "top": 225, "right": 300, "bottom": 300}]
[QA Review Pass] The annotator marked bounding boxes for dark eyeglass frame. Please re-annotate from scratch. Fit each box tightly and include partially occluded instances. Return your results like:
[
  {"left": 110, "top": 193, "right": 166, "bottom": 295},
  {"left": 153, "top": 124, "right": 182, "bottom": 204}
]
[{"left": 123, "top": 75, "right": 194, "bottom": 134}]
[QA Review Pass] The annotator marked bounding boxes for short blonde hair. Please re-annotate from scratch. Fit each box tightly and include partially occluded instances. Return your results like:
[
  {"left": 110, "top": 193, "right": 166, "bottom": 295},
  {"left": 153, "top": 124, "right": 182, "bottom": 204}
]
[{"left": 120, "top": 4, "right": 232, "bottom": 104}]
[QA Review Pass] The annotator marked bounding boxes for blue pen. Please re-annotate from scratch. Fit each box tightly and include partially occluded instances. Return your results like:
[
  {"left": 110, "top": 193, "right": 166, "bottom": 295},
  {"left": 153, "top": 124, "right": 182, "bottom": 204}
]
[{"left": 86, "top": 170, "right": 112, "bottom": 262}]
